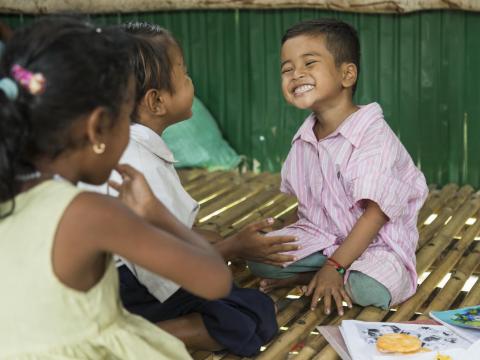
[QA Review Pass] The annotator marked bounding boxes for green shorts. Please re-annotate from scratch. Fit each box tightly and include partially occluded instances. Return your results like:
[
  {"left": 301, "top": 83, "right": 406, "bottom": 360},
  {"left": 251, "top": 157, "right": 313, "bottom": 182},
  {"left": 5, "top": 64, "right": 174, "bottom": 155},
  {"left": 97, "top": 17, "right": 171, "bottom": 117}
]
[{"left": 247, "top": 252, "right": 391, "bottom": 309}]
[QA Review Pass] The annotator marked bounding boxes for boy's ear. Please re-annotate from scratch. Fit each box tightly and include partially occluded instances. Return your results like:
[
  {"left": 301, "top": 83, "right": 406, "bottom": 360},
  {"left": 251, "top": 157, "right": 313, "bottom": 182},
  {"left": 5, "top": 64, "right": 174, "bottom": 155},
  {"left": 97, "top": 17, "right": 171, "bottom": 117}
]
[
  {"left": 144, "top": 88, "right": 167, "bottom": 116},
  {"left": 341, "top": 63, "right": 358, "bottom": 90},
  {"left": 84, "top": 107, "right": 111, "bottom": 147}
]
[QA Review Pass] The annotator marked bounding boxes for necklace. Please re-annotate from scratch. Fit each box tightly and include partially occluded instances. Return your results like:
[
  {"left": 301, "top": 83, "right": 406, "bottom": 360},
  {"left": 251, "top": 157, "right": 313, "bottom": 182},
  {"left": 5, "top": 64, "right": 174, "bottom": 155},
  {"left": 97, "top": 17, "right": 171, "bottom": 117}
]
[
  {"left": 15, "top": 171, "right": 66, "bottom": 183},
  {"left": 15, "top": 171, "right": 42, "bottom": 182}
]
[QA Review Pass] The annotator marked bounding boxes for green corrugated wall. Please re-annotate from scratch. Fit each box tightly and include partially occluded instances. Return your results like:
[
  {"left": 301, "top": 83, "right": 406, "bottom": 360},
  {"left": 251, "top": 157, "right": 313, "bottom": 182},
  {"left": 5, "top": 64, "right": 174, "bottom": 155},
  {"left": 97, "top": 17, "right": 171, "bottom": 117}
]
[{"left": 1, "top": 10, "right": 480, "bottom": 186}]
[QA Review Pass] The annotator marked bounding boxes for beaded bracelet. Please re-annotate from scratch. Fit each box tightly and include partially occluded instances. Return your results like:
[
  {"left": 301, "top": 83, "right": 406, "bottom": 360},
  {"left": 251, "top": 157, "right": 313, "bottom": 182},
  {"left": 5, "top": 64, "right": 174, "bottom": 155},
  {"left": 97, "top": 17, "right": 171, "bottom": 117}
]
[{"left": 326, "top": 258, "right": 346, "bottom": 276}]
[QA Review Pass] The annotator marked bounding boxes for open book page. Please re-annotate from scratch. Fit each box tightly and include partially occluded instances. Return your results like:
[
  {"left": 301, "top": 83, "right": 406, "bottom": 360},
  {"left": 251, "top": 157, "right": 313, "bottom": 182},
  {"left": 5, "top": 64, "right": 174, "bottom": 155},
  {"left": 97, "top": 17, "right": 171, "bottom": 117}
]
[{"left": 340, "top": 320, "right": 471, "bottom": 360}]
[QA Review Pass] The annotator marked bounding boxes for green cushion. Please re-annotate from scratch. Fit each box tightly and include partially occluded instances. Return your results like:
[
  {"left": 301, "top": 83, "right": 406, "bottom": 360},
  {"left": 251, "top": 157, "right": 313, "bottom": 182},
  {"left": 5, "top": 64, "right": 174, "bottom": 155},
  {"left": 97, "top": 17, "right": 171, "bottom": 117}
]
[{"left": 162, "top": 97, "right": 241, "bottom": 170}]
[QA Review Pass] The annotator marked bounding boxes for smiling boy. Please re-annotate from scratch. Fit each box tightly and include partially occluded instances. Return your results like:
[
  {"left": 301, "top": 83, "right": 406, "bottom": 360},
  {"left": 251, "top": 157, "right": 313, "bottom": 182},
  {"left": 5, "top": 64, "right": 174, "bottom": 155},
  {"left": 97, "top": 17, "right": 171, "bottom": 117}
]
[{"left": 248, "top": 19, "right": 428, "bottom": 316}]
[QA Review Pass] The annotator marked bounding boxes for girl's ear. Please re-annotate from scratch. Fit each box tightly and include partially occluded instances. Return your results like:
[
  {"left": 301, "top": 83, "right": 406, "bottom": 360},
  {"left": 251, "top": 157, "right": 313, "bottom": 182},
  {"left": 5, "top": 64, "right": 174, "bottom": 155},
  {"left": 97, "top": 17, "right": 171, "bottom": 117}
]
[
  {"left": 145, "top": 88, "right": 167, "bottom": 116},
  {"left": 84, "top": 107, "right": 111, "bottom": 149},
  {"left": 341, "top": 62, "right": 358, "bottom": 90}
]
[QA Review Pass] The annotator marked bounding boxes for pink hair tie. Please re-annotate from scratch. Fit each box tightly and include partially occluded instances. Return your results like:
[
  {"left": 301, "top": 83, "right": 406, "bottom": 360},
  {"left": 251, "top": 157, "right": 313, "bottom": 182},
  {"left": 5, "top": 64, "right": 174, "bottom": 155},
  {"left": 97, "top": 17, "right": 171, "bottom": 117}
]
[{"left": 11, "top": 64, "right": 46, "bottom": 95}]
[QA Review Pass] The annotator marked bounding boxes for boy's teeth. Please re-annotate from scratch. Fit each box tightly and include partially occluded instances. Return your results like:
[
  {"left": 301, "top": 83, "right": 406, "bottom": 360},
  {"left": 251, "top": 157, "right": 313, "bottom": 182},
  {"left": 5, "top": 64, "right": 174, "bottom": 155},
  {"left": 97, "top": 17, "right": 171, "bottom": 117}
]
[{"left": 294, "top": 84, "right": 314, "bottom": 95}]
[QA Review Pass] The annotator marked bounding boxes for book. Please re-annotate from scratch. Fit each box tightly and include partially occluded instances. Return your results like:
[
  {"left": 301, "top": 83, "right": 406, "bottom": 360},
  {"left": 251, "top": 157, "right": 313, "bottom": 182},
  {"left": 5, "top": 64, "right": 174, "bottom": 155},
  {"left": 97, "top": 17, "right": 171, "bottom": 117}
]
[
  {"left": 430, "top": 306, "right": 480, "bottom": 344},
  {"left": 317, "top": 325, "right": 352, "bottom": 360},
  {"left": 318, "top": 320, "right": 474, "bottom": 360}
]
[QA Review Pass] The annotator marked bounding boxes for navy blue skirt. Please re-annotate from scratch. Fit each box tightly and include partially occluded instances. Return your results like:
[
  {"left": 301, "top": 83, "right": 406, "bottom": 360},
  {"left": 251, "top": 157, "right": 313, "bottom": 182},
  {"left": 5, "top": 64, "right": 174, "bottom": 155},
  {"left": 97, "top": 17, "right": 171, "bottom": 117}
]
[{"left": 118, "top": 265, "right": 278, "bottom": 357}]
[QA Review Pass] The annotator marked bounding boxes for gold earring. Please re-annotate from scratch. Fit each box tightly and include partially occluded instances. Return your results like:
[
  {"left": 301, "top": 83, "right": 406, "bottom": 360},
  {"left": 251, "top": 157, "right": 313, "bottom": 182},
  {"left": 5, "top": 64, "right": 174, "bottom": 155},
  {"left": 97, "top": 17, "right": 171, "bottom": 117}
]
[{"left": 93, "top": 143, "right": 106, "bottom": 154}]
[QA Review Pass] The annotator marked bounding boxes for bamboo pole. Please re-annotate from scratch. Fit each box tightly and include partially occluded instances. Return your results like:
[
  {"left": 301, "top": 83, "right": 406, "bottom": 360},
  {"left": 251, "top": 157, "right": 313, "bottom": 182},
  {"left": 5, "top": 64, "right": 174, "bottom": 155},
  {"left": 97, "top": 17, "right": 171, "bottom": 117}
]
[
  {"left": 196, "top": 185, "right": 261, "bottom": 222},
  {"left": 415, "top": 194, "right": 480, "bottom": 275},
  {"left": 183, "top": 170, "right": 227, "bottom": 192},
  {"left": 418, "top": 241, "right": 480, "bottom": 319},
  {"left": 388, "top": 210, "right": 480, "bottom": 322},
  {"left": 195, "top": 183, "right": 239, "bottom": 207},
  {"left": 243, "top": 277, "right": 261, "bottom": 289},
  {"left": 222, "top": 196, "right": 296, "bottom": 235},
  {"left": 276, "top": 297, "right": 310, "bottom": 328},
  {"left": 268, "top": 288, "right": 293, "bottom": 303},
  {"left": 256, "top": 308, "right": 330, "bottom": 360},
  {"left": 245, "top": 172, "right": 280, "bottom": 187},
  {"left": 311, "top": 344, "right": 341, "bottom": 360},
  {"left": 417, "top": 206, "right": 453, "bottom": 249},
  {"left": 459, "top": 277, "right": 480, "bottom": 307},
  {"left": 189, "top": 172, "right": 239, "bottom": 200},
  {"left": 294, "top": 306, "right": 362, "bottom": 360},
  {"left": 260, "top": 198, "right": 299, "bottom": 222},
  {"left": 178, "top": 168, "right": 206, "bottom": 184},
  {"left": 417, "top": 184, "right": 458, "bottom": 226},
  {"left": 354, "top": 306, "right": 389, "bottom": 321},
  {"left": 208, "top": 191, "right": 282, "bottom": 229}
]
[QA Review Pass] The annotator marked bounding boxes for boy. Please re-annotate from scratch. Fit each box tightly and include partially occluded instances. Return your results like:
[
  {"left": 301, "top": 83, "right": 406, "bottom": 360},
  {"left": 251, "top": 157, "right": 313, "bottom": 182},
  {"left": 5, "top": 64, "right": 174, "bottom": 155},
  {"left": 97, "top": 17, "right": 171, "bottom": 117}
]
[{"left": 248, "top": 19, "right": 428, "bottom": 316}]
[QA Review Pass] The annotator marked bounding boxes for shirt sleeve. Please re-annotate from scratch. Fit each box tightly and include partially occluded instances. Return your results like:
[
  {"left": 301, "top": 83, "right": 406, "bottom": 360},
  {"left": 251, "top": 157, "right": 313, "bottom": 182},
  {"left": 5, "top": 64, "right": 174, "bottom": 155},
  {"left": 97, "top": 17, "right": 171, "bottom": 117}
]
[
  {"left": 280, "top": 178, "right": 293, "bottom": 195},
  {"left": 352, "top": 171, "right": 414, "bottom": 220},
  {"left": 348, "top": 126, "right": 425, "bottom": 220},
  {"left": 279, "top": 151, "right": 295, "bottom": 195}
]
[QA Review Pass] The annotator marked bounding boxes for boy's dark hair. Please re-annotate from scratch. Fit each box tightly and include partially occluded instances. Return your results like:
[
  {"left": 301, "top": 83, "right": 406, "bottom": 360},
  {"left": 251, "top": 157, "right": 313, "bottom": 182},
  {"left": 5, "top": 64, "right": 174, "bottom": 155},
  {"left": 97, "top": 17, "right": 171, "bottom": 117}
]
[
  {"left": 0, "top": 16, "right": 133, "bottom": 216},
  {"left": 122, "top": 21, "right": 179, "bottom": 121},
  {"left": 282, "top": 18, "right": 360, "bottom": 94}
]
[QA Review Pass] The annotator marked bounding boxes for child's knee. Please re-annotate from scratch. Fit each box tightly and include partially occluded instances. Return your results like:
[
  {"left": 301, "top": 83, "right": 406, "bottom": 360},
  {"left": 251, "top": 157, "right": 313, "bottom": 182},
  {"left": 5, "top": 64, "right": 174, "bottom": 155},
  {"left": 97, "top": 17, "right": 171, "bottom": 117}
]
[
  {"left": 346, "top": 271, "right": 391, "bottom": 309},
  {"left": 247, "top": 261, "right": 291, "bottom": 279}
]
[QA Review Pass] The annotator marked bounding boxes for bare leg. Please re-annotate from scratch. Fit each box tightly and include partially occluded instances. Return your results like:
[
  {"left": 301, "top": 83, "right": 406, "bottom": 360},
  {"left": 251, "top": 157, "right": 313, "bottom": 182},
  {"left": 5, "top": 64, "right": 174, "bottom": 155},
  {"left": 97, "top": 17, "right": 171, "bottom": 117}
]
[
  {"left": 259, "top": 272, "right": 316, "bottom": 293},
  {"left": 157, "top": 313, "right": 223, "bottom": 351}
]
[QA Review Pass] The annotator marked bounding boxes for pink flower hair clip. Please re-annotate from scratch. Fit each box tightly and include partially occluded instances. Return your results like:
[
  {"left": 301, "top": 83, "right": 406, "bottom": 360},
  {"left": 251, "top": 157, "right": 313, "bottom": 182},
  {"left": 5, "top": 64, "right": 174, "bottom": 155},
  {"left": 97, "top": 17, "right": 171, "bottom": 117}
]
[{"left": 11, "top": 64, "right": 46, "bottom": 95}]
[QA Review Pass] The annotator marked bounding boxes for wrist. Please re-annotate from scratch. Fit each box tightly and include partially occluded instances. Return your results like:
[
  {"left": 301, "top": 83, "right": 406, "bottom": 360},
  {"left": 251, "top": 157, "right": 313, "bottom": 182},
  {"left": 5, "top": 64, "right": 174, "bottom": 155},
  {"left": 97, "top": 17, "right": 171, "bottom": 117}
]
[
  {"left": 215, "top": 236, "right": 239, "bottom": 261},
  {"left": 325, "top": 257, "right": 347, "bottom": 276}
]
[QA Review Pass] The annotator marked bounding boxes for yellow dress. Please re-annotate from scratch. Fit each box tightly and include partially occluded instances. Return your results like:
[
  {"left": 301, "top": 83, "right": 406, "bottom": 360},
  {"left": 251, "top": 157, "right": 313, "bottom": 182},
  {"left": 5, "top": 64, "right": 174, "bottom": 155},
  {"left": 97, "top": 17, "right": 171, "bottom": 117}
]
[{"left": 0, "top": 180, "right": 192, "bottom": 359}]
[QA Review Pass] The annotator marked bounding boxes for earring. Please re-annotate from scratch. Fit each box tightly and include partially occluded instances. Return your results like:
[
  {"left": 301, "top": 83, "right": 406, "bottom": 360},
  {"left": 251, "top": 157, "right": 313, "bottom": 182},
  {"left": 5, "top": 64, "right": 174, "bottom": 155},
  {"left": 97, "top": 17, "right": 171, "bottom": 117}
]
[{"left": 93, "top": 143, "right": 106, "bottom": 154}]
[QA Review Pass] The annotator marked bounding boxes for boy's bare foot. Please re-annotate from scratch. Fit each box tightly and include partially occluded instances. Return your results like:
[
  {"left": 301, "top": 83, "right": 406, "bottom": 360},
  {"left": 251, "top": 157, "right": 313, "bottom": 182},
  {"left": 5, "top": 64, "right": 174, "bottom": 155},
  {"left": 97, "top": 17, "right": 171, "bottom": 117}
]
[{"left": 259, "top": 272, "right": 315, "bottom": 293}]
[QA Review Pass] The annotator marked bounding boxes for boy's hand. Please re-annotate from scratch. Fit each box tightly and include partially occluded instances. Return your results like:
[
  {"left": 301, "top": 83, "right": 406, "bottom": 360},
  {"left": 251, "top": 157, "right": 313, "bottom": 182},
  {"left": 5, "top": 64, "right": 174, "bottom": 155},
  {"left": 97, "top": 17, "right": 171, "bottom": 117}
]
[
  {"left": 108, "top": 164, "right": 159, "bottom": 221},
  {"left": 303, "top": 265, "right": 352, "bottom": 316},
  {"left": 232, "top": 218, "right": 299, "bottom": 266}
]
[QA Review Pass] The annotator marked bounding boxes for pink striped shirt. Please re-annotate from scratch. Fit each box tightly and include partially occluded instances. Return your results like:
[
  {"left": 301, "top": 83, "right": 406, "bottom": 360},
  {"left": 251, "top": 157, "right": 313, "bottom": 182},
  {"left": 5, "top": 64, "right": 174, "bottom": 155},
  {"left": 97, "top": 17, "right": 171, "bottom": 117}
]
[{"left": 270, "top": 103, "right": 428, "bottom": 304}]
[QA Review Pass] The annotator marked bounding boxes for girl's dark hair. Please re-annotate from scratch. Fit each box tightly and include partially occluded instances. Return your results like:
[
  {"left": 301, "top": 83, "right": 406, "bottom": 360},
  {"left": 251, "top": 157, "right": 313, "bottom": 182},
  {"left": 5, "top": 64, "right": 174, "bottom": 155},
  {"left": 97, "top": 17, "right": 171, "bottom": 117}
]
[
  {"left": 0, "top": 17, "right": 133, "bottom": 217},
  {"left": 282, "top": 18, "right": 360, "bottom": 94},
  {"left": 122, "top": 21, "right": 180, "bottom": 121}
]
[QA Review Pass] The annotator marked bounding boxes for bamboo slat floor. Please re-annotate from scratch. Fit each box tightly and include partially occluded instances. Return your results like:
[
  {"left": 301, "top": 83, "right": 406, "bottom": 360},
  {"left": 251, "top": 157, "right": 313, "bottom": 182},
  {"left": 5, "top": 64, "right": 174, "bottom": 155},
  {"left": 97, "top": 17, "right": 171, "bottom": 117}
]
[{"left": 176, "top": 169, "right": 480, "bottom": 360}]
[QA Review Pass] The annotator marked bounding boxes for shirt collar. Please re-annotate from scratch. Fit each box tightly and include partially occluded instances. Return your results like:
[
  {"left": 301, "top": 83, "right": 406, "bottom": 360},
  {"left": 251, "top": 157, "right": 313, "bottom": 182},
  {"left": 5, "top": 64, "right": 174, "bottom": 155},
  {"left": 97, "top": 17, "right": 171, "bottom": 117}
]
[
  {"left": 292, "top": 102, "right": 383, "bottom": 148},
  {"left": 130, "top": 123, "right": 177, "bottom": 163}
]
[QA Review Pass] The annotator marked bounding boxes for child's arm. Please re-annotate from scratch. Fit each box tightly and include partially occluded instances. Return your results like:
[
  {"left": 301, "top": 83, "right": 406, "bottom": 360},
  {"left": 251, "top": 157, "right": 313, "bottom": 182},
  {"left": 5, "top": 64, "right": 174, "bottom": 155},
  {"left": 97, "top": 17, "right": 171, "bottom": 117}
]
[
  {"left": 196, "top": 221, "right": 299, "bottom": 266},
  {"left": 305, "top": 200, "right": 388, "bottom": 314},
  {"left": 54, "top": 166, "right": 232, "bottom": 301},
  {"left": 109, "top": 165, "right": 214, "bottom": 254}
]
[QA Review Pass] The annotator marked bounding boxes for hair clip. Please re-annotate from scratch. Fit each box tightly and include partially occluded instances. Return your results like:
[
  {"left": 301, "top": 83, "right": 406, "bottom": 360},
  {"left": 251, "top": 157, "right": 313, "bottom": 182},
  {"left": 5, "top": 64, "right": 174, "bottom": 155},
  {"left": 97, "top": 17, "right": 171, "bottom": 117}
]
[
  {"left": 0, "top": 77, "right": 19, "bottom": 100},
  {"left": 11, "top": 64, "right": 46, "bottom": 95}
]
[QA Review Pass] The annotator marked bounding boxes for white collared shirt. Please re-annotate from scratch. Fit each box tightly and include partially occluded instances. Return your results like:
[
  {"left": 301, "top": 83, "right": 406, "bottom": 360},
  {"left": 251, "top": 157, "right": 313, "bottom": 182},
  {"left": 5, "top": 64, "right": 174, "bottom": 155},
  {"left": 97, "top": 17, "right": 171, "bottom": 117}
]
[{"left": 81, "top": 123, "right": 199, "bottom": 302}]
